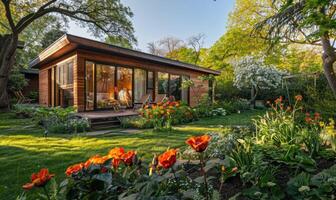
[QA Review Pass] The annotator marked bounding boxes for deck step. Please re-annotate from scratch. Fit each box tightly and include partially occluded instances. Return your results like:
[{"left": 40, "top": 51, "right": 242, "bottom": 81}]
[{"left": 89, "top": 117, "right": 121, "bottom": 130}]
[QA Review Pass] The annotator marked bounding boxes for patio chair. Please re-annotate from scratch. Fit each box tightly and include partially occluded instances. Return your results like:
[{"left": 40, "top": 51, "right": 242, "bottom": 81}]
[
  {"left": 14, "top": 91, "right": 33, "bottom": 104},
  {"left": 133, "top": 94, "right": 151, "bottom": 109},
  {"left": 153, "top": 94, "right": 167, "bottom": 105}
]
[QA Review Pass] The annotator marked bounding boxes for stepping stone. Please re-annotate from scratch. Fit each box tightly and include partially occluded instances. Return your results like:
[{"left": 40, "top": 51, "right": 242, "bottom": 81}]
[
  {"left": 85, "top": 130, "right": 112, "bottom": 136},
  {"left": 119, "top": 129, "right": 142, "bottom": 134}
]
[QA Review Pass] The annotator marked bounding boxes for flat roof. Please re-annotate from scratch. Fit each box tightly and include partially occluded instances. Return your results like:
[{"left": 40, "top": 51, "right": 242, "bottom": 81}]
[{"left": 29, "top": 34, "right": 220, "bottom": 75}]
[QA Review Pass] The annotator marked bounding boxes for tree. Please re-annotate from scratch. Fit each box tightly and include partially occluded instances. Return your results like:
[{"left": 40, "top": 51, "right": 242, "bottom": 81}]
[
  {"left": 40, "top": 22, "right": 66, "bottom": 49},
  {"left": 254, "top": 0, "right": 336, "bottom": 97},
  {"left": 105, "top": 35, "right": 134, "bottom": 49},
  {"left": 0, "top": 0, "right": 135, "bottom": 110},
  {"left": 187, "top": 33, "right": 205, "bottom": 64},
  {"left": 147, "top": 36, "right": 185, "bottom": 57},
  {"left": 147, "top": 41, "right": 165, "bottom": 56},
  {"left": 233, "top": 56, "right": 287, "bottom": 107}
]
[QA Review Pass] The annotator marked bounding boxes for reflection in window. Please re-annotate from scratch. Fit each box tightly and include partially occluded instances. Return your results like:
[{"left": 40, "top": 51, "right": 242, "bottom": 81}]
[
  {"left": 117, "top": 67, "right": 133, "bottom": 107},
  {"left": 96, "top": 64, "right": 116, "bottom": 109},
  {"left": 134, "top": 69, "right": 146, "bottom": 103},
  {"left": 147, "top": 71, "right": 154, "bottom": 100},
  {"left": 85, "top": 61, "right": 94, "bottom": 110},
  {"left": 158, "top": 72, "right": 169, "bottom": 94},
  {"left": 181, "top": 75, "right": 189, "bottom": 103},
  {"left": 169, "top": 74, "right": 181, "bottom": 100},
  {"left": 55, "top": 60, "right": 74, "bottom": 107}
]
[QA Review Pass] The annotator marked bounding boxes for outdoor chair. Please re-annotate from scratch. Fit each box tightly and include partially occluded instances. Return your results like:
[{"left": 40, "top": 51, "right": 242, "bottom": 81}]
[{"left": 14, "top": 91, "right": 33, "bottom": 104}]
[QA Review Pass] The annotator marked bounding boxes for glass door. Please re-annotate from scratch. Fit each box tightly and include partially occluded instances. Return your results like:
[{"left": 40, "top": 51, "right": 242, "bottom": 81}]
[
  {"left": 117, "top": 67, "right": 133, "bottom": 108},
  {"left": 96, "top": 64, "right": 116, "bottom": 109},
  {"left": 85, "top": 61, "right": 95, "bottom": 111},
  {"left": 134, "top": 69, "right": 146, "bottom": 103}
]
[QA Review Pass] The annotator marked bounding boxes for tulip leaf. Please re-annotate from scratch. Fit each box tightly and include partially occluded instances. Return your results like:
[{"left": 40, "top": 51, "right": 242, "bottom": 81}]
[
  {"left": 194, "top": 176, "right": 205, "bottom": 184},
  {"left": 182, "top": 189, "right": 197, "bottom": 199},
  {"left": 59, "top": 179, "right": 69, "bottom": 188},
  {"left": 93, "top": 173, "right": 112, "bottom": 184}
]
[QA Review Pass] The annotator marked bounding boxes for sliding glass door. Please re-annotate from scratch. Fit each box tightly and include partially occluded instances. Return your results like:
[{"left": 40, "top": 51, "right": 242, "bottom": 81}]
[
  {"left": 96, "top": 64, "right": 116, "bottom": 109},
  {"left": 134, "top": 69, "right": 146, "bottom": 103},
  {"left": 117, "top": 67, "right": 133, "bottom": 108},
  {"left": 54, "top": 60, "right": 74, "bottom": 107},
  {"left": 85, "top": 61, "right": 94, "bottom": 111}
]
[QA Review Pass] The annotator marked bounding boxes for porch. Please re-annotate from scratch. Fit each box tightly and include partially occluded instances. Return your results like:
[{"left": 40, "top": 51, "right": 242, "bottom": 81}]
[{"left": 75, "top": 109, "right": 139, "bottom": 130}]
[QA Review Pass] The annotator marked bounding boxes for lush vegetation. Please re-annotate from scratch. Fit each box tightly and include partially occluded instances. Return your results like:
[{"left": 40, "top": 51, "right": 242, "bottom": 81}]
[
  {"left": 12, "top": 96, "right": 336, "bottom": 199},
  {"left": 0, "top": 109, "right": 263, "bottom": 199}
]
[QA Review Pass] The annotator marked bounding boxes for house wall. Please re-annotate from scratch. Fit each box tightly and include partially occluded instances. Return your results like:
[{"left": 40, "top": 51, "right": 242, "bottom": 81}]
[
  {"left": 39, "top": 49, "right": 210, "bottom": 111},
  {"left": 38, "top": 52, "right": 77, "bottom": 107},
  {"left": 76, "top": 50, "right": 209, "bottom": 110}
]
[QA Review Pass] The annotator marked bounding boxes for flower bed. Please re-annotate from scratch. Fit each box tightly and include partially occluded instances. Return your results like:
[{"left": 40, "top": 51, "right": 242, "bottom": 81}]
[{"left": 18, "top": 95, "right": 336, "bottom": 200}]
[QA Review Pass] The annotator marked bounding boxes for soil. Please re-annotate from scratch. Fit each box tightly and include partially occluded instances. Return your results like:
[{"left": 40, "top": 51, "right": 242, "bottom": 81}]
[{"left": 181, "top": 156, "right": 336, "bottom": 200}]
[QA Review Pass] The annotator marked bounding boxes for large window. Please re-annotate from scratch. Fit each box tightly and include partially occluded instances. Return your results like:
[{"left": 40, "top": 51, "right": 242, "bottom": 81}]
[
  {"left": 85, "top": 61, "right": 94, "bottom": 110},
  {"left": 170, "top": 74, "right": 181, "bottom": 100},
  {"left": 96, "top": 64, "right": 116, "bottom": 109},
  {"left": 55, "top": 60, "right": 74, "bottom": 107},
  {"left": 181, "top": 75, "right": 189, "bottom": 103},
  {"left": 134, "top": 69, "right": 146, "bottom": 103},
  {"left": 158, "top": 72, "right": 187, "bottom": 102},
  {"left": 158, "top": 72, "right": 169, "bottom": 94},
  {"left": 147, "top": 71, "right": 154, "bottom": 100},
  {"left": 117, "top": 67, "right": 133, "bottom": 107}
]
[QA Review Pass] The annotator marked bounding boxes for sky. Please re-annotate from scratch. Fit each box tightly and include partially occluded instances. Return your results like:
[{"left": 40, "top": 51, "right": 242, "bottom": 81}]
[{"left": 68, "top": 0, "right": 236, "bottom": 52}]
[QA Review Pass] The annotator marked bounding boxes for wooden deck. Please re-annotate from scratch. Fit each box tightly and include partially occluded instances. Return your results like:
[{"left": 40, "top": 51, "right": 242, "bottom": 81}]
[{"left": 75, "top": 109, "right": 139, "bottom": 120}]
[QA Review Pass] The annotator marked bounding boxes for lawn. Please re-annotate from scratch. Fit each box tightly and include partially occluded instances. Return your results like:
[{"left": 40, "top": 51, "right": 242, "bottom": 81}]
[{"left": 0, "top": 109, "right": 265, "bottom": 199}]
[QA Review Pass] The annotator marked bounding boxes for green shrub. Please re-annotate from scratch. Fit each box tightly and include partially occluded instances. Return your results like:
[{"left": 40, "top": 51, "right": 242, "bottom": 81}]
[
  {"left": 34, "top": 106, "right": 89, "bottom": 134},
  {"left": 12, "top": 104, "right": 37, "bottom": 118}
]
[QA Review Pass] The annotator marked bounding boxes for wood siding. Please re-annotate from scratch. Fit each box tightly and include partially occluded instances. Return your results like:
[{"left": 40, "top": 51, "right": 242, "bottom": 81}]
[{"left": 38, "top": 49, "right": 211, "bottom": 111}]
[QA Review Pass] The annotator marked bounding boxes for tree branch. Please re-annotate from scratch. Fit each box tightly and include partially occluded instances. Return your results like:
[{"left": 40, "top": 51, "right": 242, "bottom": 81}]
[{"left": 2, "top": 0, "right": 16, "bottom": 32}]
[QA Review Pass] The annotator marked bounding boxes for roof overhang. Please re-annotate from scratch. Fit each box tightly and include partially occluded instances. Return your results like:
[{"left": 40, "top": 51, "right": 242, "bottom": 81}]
[{"left": 29, "top": 34, "right": 221, "bottom": 75}]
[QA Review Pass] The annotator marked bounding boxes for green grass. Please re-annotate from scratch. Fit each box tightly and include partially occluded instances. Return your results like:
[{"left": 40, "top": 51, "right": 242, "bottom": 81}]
[{"left": 0, "top": 109, "right": 265, "bottom": 199}]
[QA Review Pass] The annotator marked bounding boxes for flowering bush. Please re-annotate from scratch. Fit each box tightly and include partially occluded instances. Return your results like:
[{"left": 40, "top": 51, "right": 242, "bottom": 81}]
[
  {"left": 233, "top": 56, "right": 287, "bottom": 91},
  {"left": 21, "top": 135, "right": 239, "bottom": 200},
  {"left": 139, "top": 100, "right": 195, "bottom": 131}
]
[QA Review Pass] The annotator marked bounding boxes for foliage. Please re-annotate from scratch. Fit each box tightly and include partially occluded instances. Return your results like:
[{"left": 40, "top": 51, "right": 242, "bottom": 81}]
[
  {"left": 20, "top": 135, "right": 238, "bottom": 200},
  {"left": 35, "top": 107, "right": 89, "bottom": 135},
  {"left": 139, "top": 101, "right": 195, "bottom": 131},
  {"left": 320, "top": 119, "right": 336, "bottom": 152},
  {"left": 233, "top": 56, "right": 287, "bottom": 91},
  {"left": 254, "top": 96, "right": 302, "bottom": 145},
  {"left": 215, "top": 99, "right": 250, "bottom": 114},
  {"left": 8, "top": 67, "right": 28, "bottom": 92},
  {"left": 287, "top": 165, "right": 336, "bottom": 200},
  {"left": 12, "top": 104, "right": 37, "bottom": 118},
  {"left": 15, "top": 106, "right": 90, "bottom": 135},
  {"left": 105, "top": 35, "right": 134, "bottom": 49}
]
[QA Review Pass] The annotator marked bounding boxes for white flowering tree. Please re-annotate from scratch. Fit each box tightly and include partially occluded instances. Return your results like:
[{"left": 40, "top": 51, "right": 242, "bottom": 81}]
[{"left": 233, "top": 56, "right": 287, "bottom": 107}]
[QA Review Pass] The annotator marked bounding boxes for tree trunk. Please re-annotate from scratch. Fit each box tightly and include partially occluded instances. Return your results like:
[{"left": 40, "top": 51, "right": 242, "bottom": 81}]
[
  {"left": 250, "top": 85, "right": 258, "bottom": 109},
  {"left": 321, "top": 35, "right": 336, "bottom": 98},
  {"left": 0, "top": 34, "right": 18, "bottom": 110}
]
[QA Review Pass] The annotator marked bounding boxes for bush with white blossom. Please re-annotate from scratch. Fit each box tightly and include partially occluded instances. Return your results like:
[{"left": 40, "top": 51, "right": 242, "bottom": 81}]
[{"left": 233, "top": 56, "right": 287, "bottom": 91}]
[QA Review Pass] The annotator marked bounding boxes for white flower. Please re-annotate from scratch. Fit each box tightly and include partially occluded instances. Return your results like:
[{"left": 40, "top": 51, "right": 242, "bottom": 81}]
[
  {"left": 298, "top": 185, "right": 310, "bottom": 193},
  {"left": 267, "top": 182, "right": 276, "bottom": 187},
  {"left": 254, "top": 191, "right": 262, "bottom": 196}
]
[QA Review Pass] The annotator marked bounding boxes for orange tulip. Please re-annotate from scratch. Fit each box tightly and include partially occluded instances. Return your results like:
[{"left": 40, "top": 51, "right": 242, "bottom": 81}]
[
  {"left": 295, "top": 95, "right": 303, "bottom": 101},
  {"left": 65, "top": 163, "right": 84, "bottom": 176},
  {"left": 108, "top": 147, "right": 125, "bottom": 159},
  {"left": 274, "top": 96, "right": 283, "bottom": 104},
  {"left": 22, "top": 168, "right": 54, "bottom": 190},
  {"left": 84, "top": 155, "right": 109, "bottom": 168},
  {"left": 122, "top": 151, "right": 136, "bottom": 166},
  {"left": 158, "top": 149, "right": 178, "bottom": 169},
  {"left": 186, "top": 135, "right": 211, "bottom": 152},
  {"left": 112, "top": 158, "right": 121, "bottom": 169}
]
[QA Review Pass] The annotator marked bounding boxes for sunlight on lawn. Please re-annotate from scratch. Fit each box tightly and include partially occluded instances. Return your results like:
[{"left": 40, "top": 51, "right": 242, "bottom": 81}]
[{"left": 0, "top": 110, "right": 264, "bottom": 199}]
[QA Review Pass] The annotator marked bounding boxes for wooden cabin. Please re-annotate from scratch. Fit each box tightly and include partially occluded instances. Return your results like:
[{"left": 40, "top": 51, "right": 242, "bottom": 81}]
[{"left": 30, "top": 34, "right": 220, "bottom": 113}]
